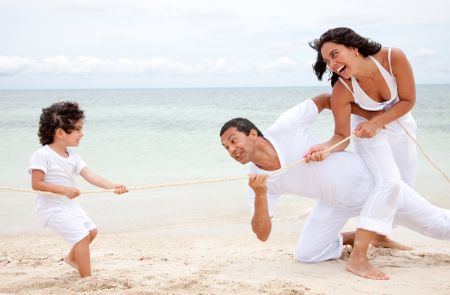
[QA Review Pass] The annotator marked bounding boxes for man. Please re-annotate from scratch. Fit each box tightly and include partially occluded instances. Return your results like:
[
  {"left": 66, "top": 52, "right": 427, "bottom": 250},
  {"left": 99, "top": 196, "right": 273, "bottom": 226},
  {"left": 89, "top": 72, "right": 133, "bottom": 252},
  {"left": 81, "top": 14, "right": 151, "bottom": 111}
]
[{"left": 219, "top": 93, "right": 450, "bottom": 280}]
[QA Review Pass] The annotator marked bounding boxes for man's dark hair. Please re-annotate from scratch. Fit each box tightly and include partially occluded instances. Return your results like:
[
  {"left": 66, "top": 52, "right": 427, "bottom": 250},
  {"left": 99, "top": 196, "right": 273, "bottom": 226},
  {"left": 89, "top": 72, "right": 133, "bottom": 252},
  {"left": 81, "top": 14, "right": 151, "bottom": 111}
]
[
  {"left": 220, "top": 118, "right": 264, "bottom": 137},
  {"left": 38, "top": 101, "right": 85, "bottom": 145},
  {"left": 309, "top": 27, "right": 382, "bottom": 86}
]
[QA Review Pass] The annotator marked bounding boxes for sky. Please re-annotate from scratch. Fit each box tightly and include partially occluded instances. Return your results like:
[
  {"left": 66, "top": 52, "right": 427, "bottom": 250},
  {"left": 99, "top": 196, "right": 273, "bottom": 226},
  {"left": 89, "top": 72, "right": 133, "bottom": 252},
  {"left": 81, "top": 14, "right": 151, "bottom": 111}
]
[{"left": 0, "top": 0, "right": 449, "bottom": 89}]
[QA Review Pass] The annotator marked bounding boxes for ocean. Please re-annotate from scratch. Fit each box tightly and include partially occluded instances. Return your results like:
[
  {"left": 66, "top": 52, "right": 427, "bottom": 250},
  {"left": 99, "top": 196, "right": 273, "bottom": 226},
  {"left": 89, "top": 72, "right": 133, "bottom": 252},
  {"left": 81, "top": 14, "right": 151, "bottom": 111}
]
[{"left": 0, "top": 86, "right": 449, "bottom": 234}]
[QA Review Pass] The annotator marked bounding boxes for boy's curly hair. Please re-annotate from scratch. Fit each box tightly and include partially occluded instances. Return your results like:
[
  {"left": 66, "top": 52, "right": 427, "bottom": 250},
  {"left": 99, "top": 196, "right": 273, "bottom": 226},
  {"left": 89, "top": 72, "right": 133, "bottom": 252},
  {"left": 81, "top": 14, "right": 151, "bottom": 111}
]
[{"left": 38, "top": 101, "right": 85, "bottom": 145}]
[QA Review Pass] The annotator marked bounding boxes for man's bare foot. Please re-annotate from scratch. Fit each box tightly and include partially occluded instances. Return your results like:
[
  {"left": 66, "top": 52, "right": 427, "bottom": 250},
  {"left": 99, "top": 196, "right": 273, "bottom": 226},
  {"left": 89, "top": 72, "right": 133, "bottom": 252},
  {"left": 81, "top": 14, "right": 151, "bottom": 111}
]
[
  {"left": 346, "top": 253, "right": 389, "bottom": 280},
  {"left": 371, "top": 235, "right": 413, "bottom": 250},
  {"left": 63, "top": 256, "right": 79, "bottom": 271}
]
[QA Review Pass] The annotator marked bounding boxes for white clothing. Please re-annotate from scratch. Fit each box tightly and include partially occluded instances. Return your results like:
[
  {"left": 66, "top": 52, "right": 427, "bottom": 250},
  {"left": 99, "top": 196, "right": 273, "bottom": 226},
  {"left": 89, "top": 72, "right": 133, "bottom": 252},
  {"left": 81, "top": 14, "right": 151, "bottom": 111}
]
[
  {"left": 339, "top": 48, "right": 407, "bottom": 110},
  {"left": 350, "top": 114, "right": 418, "bottom": 234},
  {"left": 296, "top": 185, "right": 450, "bottom": 263},
  {"left": 351, "top": 49, "right": 398, "bottom": 111},
  {"left": 351, "top": 115, "right": 417, "bottom": 186},
  {"left": 45, "top": 211, "right": 96, "bottom": 245},
  {"left": 247, "top": 99, "right": 449, "bottom": 263},
  {"left": 336, "top": 48, "right": 417, "bottom": 235},
  {"left": 338, "top": 47, "right": 417, "bottom": 134},
  {"left": 248, "top": 99, "right": 373, "bottom": 217},
  {"left": 28, "top": 145, "right": 95, "bottom": 245}
]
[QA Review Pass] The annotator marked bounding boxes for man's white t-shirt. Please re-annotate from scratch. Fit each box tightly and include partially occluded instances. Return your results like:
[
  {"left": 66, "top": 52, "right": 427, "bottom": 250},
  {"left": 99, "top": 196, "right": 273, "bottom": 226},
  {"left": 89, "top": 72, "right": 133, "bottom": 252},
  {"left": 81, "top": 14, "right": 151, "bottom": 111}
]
[
  {"left": 248, "top": 99, "right": 374, "bottom": 216},
  {"left": 28, "top": 145, "right": 87, "bottom": 224}
]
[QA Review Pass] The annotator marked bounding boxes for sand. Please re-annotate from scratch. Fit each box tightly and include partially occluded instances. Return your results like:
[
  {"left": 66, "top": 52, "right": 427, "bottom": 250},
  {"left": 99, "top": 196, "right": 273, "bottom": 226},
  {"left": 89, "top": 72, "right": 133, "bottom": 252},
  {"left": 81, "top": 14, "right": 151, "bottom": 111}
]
[{"left": 1, "top": 210, "right": 449, "bottom": 295}]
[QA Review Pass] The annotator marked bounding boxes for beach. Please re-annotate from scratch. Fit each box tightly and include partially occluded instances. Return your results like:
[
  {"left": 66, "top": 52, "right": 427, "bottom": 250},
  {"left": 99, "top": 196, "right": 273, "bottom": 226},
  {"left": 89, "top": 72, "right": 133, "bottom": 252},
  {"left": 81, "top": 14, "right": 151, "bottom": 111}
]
[
  {"left": 1, "top": 185, "right": 450, "bottom": 294},
  {"left": 0, "top": 87, "right": 449, "bottom": 294}
]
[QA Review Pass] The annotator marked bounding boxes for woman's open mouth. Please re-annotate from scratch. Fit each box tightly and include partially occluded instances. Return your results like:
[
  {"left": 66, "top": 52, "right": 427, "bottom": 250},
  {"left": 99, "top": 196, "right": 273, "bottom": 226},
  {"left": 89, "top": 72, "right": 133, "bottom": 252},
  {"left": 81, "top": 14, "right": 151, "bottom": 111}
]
[{"left": 337, "top": 65, "right": 347, "bottom": 75}]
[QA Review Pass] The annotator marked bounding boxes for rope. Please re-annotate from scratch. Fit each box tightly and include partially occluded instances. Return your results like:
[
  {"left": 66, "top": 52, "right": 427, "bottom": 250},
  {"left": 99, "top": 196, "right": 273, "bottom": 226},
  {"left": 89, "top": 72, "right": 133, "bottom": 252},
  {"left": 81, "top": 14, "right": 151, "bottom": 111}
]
[
  {"left": 268, "top": 135, "right": 352, "bottom": 178},
  {"left": 0, "top": 136, "right": 353, "bottom": 196},
  {"left": 396, "top": 120, "right": 450, "bottom": 184},
  {"left": 2, "top": 123, "right": 448, "bottom": 195}
]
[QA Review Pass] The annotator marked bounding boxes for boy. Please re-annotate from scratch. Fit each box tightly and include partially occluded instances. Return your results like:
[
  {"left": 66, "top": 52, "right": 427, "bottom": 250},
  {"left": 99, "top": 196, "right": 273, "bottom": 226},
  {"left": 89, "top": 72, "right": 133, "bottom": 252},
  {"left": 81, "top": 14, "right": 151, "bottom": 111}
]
[{"left": 29, "top": 101, "right": 128, "bottom": 277}]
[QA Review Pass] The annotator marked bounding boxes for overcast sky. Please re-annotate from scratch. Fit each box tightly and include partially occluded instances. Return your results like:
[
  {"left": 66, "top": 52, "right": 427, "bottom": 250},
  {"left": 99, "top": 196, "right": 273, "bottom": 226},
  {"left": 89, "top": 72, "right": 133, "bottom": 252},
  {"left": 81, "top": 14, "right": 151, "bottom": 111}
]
[{"left": 0, "top": 0, "right": 449, "bottom": 89}]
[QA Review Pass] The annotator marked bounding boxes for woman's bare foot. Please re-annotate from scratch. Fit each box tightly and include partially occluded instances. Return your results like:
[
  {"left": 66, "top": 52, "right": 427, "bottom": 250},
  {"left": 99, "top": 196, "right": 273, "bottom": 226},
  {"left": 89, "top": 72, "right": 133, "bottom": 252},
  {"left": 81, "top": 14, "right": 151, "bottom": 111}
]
[
  {"left": 371, "top": 235, "right": 413, "bottom": 250},
  {"left": 346, "top": 253, "right": 389, "bottom": 280},
  {"left": 63, "top": 256, "right": 79, "bottom": 271}
]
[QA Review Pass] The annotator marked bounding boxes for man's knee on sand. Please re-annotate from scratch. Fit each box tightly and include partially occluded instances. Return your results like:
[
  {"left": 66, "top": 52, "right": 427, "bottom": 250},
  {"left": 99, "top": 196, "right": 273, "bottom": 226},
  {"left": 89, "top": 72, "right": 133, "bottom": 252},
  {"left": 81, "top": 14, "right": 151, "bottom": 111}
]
[
  {"left": 295, "top": 250, "right": 319, "bottom": 263},
  {"left": 295, "top": 244, "right": 331, "bottom": 263},
  {"left": 295, "top": 247, "right": 330, "bottom": 263},
  {"left": 295, "top": 236, "right": 343, "bottom": 263}
]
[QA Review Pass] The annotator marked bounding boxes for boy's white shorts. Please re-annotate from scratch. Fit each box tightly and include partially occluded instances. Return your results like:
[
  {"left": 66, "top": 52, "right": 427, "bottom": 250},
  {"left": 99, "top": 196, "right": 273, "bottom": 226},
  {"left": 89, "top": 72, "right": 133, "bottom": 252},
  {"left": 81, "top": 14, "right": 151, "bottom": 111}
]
[{"left": 42, "top": 210, "right": 97, "bottom": 246}]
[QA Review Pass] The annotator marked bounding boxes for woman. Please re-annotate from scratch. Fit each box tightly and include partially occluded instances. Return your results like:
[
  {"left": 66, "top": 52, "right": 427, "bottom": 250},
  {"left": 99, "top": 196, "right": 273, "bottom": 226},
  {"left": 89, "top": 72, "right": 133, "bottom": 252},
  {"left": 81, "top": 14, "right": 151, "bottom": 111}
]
[{"left": 305, "top": 27, "right": 417, "bottom": 280}]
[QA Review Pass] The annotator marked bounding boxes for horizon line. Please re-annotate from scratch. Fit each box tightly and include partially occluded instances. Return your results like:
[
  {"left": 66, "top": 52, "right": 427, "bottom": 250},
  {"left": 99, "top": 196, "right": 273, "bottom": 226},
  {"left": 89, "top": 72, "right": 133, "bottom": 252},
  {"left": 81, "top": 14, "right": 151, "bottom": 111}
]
[{"left": 0, "top": 83, "right": 449, "bottom": 91}]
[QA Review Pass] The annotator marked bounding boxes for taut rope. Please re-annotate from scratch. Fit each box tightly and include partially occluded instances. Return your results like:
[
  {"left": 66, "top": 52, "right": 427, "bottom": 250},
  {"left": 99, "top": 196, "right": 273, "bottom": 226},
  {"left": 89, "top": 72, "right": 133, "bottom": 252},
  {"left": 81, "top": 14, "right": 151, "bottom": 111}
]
[
  {"left": 0, "top": 136, "right": 353, "bottom": 196},
  {"left": 2, "top": 124, "right": 448, "bottom": 196}
]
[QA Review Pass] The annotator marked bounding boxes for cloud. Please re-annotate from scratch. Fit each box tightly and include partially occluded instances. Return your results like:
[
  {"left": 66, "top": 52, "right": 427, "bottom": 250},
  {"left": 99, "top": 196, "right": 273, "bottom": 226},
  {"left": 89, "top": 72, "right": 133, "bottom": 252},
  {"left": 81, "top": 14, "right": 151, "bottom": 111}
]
[
  {"left": 0, "top": 56, "right": 34, "bottom": 76},
  {"left": 199, "top": 58, "right": 232, "bottom": 73},
  {"left": 0, "top": 55, "right": 301, "bottom": 77},
  {"left": 1, "top": 0, "right": 449, "bottom": 87}
]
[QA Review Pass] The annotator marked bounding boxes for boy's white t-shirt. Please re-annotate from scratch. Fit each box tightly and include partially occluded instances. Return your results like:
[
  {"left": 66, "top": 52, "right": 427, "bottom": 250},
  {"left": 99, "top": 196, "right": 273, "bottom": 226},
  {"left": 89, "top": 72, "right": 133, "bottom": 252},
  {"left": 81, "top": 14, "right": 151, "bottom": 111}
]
[
  {"left": 248, "top": 99, "right": 373, "bottom": 217},
  {"left": 28, "top": 145, "right": 87, "bottom": 224}
]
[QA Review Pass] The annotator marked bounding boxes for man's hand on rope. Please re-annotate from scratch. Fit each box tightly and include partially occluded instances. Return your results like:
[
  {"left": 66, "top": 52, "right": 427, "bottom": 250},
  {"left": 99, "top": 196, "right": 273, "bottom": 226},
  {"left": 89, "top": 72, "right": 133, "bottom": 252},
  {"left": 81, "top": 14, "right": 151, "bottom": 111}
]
[
  {"left": 248, "top": 174, "right": 268, "bottom": 196},
  {"left": 303, "top": 144, "right": 329, "bottom": 163}
]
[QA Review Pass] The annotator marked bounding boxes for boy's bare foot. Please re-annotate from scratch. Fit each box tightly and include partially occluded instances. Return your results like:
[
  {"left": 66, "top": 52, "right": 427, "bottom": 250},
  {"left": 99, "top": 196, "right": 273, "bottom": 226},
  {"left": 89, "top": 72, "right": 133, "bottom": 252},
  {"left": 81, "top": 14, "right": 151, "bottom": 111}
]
[
  {"left": 371, "top": 235, "right": 413, "bottom": 250},
  {"left": 63, "top": 256, "right": 79, "bottom": 271},
  {"left": 346, "top": 253, "right": 389, "bottom": 280}
]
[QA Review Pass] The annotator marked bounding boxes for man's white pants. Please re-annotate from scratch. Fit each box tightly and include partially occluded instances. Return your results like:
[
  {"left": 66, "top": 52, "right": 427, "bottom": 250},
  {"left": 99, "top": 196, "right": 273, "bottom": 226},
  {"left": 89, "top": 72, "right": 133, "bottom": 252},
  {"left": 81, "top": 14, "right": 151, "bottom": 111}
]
[{"left": 295, "top": 182, "right": 450, "bottom": 263}]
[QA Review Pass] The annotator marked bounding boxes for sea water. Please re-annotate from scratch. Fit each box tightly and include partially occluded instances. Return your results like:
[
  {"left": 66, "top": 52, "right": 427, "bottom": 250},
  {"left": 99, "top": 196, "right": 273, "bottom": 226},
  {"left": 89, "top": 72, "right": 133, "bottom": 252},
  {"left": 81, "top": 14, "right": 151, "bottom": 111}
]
[{"left": 0, "top": 86, "right": 448, "bottom": 234}]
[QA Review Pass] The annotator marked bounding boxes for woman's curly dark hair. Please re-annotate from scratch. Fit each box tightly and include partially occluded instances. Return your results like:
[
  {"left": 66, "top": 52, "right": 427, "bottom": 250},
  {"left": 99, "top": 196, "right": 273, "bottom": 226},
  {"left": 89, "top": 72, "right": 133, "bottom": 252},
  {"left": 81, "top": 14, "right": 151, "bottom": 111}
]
[
  {"left": 38, "top": 101, "right": 85, "bottom": 145},
  {"left": 309, "top": 27, "right": 382, "bottom": 86}
]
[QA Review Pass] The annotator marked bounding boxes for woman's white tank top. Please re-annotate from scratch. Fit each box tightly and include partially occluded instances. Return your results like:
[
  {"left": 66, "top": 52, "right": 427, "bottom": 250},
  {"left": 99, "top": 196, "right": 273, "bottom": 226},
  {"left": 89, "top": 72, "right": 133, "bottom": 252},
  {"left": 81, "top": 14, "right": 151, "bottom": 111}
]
[
  {"left": 338, "top": 47, "right": 398, "bottom": 111},
  {"left": 338, "top": 47, "right": 417, "bottom": 132}
]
